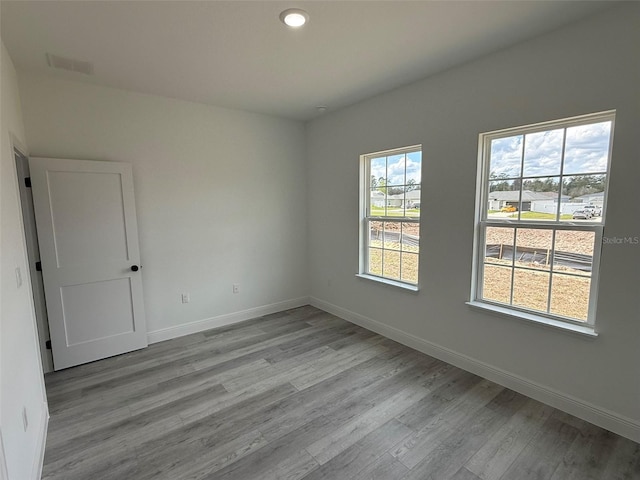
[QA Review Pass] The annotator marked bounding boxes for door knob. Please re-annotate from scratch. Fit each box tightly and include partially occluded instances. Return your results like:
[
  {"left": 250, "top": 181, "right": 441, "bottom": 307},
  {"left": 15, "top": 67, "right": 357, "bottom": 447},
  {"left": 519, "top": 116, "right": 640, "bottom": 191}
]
[{"left": 131, "top": 265, "right": 140, "bottom": 272}]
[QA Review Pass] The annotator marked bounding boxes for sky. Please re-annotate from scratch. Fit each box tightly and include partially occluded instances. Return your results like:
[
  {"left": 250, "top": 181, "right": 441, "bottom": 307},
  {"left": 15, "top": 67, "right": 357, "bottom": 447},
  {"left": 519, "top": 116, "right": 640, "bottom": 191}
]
[
  {"left": 370, "top": 151, "right": 422, "bottom": 186},
  {"left": 489, "top": 121, "right": 611, "bottom": 179}
]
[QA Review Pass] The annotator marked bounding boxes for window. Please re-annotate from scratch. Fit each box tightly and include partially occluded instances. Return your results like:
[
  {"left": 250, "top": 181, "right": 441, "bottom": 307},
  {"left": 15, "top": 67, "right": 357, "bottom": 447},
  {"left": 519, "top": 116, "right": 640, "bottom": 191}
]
[
  {"left": 472, "top": 111, "right": 614, "bottom": 328},
  {"left": 359, "top": 145, "right": 422, "bottom": 288}
]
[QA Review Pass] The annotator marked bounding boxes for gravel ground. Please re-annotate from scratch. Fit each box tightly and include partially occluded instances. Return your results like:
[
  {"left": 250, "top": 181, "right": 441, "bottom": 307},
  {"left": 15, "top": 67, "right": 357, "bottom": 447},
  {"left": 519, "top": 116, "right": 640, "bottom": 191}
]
[
  {"left": 486, "top": 227, "right": 595, "bottom": 256},
  {"left": 365, "top": 223, "right": 592, "bottom": 320},
  {"left": 484, "top": 227, "right": 593, "bottom": 320}
]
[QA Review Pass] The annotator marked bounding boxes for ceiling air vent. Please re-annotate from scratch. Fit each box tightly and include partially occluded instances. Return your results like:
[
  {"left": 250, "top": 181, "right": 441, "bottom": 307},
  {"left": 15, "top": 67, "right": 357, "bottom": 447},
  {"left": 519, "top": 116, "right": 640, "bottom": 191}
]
[{"left": 46, "top": 53, "right": 94, "bottom": 75}]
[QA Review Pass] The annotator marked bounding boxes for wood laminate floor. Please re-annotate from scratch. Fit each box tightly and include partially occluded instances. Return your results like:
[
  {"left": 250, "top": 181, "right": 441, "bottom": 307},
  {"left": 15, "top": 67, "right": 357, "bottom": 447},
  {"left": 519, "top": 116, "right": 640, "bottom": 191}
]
[{"left": 43, "top": 306, "right": 640, "bottom": 480}]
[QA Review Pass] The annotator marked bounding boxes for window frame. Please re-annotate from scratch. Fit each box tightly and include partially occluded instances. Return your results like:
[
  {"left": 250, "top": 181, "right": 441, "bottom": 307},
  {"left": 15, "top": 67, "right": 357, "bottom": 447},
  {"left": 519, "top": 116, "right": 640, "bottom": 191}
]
[
  {"left": 470, "top": 111, "right": 615, "bottom": 330},
  {"left": 358, "top": 145, "right": 422, "bottom": 290}
]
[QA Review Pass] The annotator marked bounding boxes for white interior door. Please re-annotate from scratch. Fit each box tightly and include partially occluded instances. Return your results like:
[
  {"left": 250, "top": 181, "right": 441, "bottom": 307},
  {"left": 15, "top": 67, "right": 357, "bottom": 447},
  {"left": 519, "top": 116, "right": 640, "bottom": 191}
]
[{"left": 29, "top": 157, "right": 147, "bottom": 370}]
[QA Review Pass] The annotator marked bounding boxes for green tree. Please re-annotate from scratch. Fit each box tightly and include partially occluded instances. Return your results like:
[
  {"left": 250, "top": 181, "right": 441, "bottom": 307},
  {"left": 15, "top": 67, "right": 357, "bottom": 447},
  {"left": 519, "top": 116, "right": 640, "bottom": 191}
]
[
  {"left": 522, "top": 177, "right": 559, "bottom": 193},
  {"left": 377, "top": 177, "right": 387, "bottom": 194},
  {"left": 489, "top": 172, "right": 512, "bottom": 192},
  {"left": 563, "top": 175, "right": 605, "bottom": 198},
  {"left": 405, "top": 179, "right": 418, "bottom": 192}
]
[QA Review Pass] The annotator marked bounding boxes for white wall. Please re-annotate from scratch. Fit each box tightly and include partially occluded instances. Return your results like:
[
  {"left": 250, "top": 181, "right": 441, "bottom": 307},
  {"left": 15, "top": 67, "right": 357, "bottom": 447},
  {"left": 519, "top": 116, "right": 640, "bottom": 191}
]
[
  {"left": 307, "top": 4, "right": 640, "bottom": 440},
  {"left": 17, "top": 74, "right": 309, "bottom": 341},
  {"left": 1, "top": 42, "right": 48, "bottom": 480}
]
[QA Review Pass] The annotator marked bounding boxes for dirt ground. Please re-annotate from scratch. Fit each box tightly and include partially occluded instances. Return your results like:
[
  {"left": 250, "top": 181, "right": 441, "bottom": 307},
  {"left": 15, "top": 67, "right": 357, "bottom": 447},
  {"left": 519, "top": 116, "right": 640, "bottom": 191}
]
[
  {"left": 482, "top": 260, "right": 590, "bottom": 320},
  {"left": 486, "top": 227, "right": 594, "bottom": 256},
  {"left": 370, "top": 221, "right": 419, "bottom": 237},
  {"left": 367, "top": 221, "right": 420, "bottom": 283},
  {"left": 368, "top": 242, "right": 418, "bottom": 284},
  {"left": 367, "top": 223, "right": 592, "bottom": 320},
  {"left": 484, "top": 227, "right": 593, "bottom": 321}
]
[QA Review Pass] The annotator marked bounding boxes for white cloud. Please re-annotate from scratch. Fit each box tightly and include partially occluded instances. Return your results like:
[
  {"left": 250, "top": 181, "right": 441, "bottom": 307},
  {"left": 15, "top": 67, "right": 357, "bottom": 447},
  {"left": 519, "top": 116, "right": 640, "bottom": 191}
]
[
  {"left": 523, "top": 128, "right": 563, "bottom": 176},
  {"left": 563, "top": 121, "right": 611, "bottom": 174},
  {"left": 370, "top": 156, "right": 386, "bottom": 180},
  {"left": 490, "top": 135, "right": 523, "bottom": 177},
  {"left": 371, "top": 152, "right": 422, "bottom": 185},
  {"left": 490, "top": 121, "right": 611, "bottom": 179},
  {"left": 405, "top": 151, "right": 422, "bottom": 183}
]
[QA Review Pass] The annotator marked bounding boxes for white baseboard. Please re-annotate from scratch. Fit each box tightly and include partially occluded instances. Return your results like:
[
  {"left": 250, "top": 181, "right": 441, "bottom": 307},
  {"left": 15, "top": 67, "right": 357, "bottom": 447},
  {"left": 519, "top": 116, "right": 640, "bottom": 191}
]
[
  {"left": 310, "top": 296, "right": 640, "bottom": 444},
  {"left": 32, "top": 401, "right": 49, "bottom": 480},
  {"left": 147, "top": 296, "right": 310, "bottom": 344}
]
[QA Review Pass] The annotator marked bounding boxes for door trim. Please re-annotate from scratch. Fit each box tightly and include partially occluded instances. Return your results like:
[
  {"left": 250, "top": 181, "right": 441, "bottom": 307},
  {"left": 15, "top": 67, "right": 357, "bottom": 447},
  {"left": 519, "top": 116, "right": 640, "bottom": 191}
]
[{"left": 15, "top": 148, "right": 54, "bottom": 373}]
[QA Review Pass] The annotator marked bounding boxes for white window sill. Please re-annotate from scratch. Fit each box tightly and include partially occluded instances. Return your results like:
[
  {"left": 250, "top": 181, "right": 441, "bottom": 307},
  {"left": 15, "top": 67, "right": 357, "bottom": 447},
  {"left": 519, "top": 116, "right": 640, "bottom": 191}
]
[
  {"left": 466, "top": 301, "right": 598, "bottom": 338},
  {"left": 356, "top": 274, "right": 419, "bottom": 292}
]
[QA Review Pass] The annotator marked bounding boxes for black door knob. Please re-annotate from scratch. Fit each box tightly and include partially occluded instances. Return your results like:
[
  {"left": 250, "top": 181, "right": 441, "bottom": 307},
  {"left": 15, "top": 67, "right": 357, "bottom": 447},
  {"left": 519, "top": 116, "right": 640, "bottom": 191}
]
[{"left": 131, "top": 265, "right": 139, "bottom": 272}]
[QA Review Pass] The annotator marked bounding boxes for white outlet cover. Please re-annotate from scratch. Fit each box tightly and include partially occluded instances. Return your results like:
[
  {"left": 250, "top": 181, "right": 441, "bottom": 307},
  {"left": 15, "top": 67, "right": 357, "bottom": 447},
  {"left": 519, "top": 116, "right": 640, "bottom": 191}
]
[{"left": 15, "top": 267, "right": 22, "bottom": 288}]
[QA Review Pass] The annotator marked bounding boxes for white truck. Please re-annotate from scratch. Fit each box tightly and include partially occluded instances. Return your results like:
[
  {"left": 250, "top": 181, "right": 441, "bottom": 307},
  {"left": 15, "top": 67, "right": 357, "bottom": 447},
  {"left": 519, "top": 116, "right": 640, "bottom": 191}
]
[{"left": 583, "top": 205, "right": 602, "bottom": 217}]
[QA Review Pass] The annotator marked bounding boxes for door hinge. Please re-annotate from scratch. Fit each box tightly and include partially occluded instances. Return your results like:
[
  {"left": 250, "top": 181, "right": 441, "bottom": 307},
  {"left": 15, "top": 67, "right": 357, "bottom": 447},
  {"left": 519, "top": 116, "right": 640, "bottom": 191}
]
[
  {"left": 45, "top": 340, "right": 52, "bottom": 350},
  {"left": 35, "top": 261, "right": 42, "bottom": 271},
  {"left": 25, "top": 177, "right": 32, "bottom": 188}
]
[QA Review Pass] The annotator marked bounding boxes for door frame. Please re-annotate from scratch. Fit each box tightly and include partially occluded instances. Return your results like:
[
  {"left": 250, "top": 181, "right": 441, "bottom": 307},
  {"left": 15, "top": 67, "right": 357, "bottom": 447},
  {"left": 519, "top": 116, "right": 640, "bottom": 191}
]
[
  {"left": 14, "top": 148, "right": 54, "bottom": 373},
  {"left": 7, "top": 134, "right": 49, "bottom": 480}
]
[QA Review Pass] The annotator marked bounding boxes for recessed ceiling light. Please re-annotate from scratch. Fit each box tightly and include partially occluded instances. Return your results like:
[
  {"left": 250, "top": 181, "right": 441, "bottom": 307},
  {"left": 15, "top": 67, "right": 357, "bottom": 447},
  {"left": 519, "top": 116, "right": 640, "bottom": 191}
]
[{"left": 280, "top": 9, "right": 309, "bottom": 28}]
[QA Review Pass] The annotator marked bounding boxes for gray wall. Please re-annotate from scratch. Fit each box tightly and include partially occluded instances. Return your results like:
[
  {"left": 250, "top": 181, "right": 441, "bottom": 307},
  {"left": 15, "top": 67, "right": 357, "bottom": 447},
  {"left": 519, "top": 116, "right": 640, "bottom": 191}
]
[{"left": 306, "top": 4, "right": 639, "bottom": 437}]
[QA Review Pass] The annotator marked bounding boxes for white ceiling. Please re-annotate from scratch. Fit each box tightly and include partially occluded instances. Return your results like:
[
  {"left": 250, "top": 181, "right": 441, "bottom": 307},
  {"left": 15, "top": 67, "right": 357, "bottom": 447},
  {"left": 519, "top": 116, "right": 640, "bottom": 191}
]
[{"left": 1, "top": 1, "right": 616, "bottom": 121}]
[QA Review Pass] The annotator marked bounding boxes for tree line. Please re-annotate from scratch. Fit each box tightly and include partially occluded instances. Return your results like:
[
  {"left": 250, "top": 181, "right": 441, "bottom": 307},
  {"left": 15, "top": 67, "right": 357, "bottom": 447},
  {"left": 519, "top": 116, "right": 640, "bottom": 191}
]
[
  {"left": 489, "top": 172, "right": 605, "bottom": 198},
  {"left": 371, "top": 176, "right": 420, "bottom": 195}
]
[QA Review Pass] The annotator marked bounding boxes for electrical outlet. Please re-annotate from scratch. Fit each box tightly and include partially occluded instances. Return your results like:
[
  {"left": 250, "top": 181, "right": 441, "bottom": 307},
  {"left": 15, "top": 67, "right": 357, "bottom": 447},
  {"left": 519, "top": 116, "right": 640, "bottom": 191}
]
[
  {"left": 15, "top": 267, "right": 22, "bottom": 288},
  {"left": 233, "top": 284, "right": 240, "bottom": 294},
  {"left": 22, "top": 407, "right": 28, "bottom": 431},
  {"left": 181, "top": 293, "right": 190, "bottom": 304}
]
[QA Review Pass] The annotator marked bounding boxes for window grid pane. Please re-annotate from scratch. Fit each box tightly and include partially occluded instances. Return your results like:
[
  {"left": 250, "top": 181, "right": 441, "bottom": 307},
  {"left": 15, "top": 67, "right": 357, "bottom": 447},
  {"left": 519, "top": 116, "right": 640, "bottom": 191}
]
[
  {"left": 477, "top": 110, "right": 613, "bottom": 325},
  {"left": 363, "top": 146, "right": 421, "bottom": 286},
  {"left": 512, "top": 268, "right": 550, "bottom": 313},
  {"left": 383, "top": 250, "right": 401, "bottom": 280},
  {"left": 482, "top": 264, "right": 512, "bottom": 305},
  {"left": 400, "top": 252, "right": 419, "bottom": 284},
  {"left": 383, "top": 222, "right": 401, "bottom": 251},
  {"left": 368, "top": 247, "right": 383, "bottom": 276},
  {"left": 481, "top": 223, "right": 599, "bottom": 322},
  {"left": 550, "top": 274, "right": 591, "bottom": 321},
  {"left": 485, "top": 119, "right": 612, "bottom": 226}
]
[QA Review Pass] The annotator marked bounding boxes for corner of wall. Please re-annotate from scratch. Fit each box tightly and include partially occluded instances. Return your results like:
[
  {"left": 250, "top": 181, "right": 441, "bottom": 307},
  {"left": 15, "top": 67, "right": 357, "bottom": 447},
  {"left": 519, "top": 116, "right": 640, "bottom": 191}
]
[{"left": 2, "top": 40, "right": 50, "bottom": 480}]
